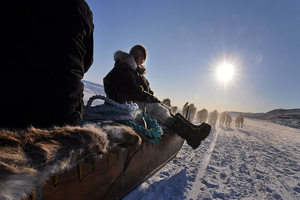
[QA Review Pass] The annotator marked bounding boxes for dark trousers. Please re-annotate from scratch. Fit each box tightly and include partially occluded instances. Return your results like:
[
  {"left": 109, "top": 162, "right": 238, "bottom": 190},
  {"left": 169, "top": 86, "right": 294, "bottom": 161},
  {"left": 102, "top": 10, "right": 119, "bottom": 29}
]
[{"left": 0, "top": 100, "right": 84, "bottom": 129}]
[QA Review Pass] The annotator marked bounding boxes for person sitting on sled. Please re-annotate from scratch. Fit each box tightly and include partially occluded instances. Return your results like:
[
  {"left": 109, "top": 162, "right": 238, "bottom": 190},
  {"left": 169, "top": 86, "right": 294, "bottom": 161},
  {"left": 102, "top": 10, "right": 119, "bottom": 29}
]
[
  {"left": 0, "top": 0, "right": 94, "bottom": 129},
  {"left": 103, "top": 44, "right": 211, "bottom": 149}
]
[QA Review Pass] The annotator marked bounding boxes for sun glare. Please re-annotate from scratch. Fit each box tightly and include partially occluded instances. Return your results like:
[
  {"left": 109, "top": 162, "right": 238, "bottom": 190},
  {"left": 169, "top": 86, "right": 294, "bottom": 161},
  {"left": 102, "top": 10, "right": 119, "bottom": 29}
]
[{"left": 216, "top": 63, "right": 235, "bottom": 83}]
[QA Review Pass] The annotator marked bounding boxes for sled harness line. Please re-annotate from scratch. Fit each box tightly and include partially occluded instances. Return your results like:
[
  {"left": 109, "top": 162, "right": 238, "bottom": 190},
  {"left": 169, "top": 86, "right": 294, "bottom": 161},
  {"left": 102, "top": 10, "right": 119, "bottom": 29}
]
[{"left": 84, "top": 95, "right": 163, "bottom": 143}]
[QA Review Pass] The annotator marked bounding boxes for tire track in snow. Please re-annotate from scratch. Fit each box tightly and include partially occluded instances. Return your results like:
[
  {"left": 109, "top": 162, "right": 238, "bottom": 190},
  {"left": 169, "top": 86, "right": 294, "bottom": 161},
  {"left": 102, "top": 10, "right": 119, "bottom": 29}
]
[{"left": 186, "top": 128, "right": 220, "bottom": 200}]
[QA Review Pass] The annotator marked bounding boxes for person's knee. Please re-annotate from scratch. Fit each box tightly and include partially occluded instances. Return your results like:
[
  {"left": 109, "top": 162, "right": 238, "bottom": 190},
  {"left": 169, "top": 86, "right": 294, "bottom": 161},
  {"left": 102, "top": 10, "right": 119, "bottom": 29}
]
[{"left": 144, "top": 103, "right": 171, "bottom": 124}]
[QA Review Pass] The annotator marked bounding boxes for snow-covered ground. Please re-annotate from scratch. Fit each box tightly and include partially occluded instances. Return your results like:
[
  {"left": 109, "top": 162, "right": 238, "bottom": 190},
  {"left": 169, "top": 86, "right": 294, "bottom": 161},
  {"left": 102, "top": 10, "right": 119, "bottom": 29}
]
[
  {"left": 83, "top": 80, "right": 105, "bottom": 104},
  {"left": 83, "top": 80, "right": 300, "bottom": 200},
  {"left": 123, "top": 119, "right": 300, "bottom": 200}
]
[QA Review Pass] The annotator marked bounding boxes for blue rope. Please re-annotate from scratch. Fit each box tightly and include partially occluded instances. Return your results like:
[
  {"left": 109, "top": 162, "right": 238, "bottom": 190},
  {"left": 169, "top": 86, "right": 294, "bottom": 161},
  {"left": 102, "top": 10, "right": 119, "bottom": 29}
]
[
  {"left": 122, "top": 114, "right": 163, "bottom": 144},
  {"left": 84, "top": 95, "right": 163, "bottom": 143},
  {"left": 83, "top": 95, "right": 140, "bottom": 121}
]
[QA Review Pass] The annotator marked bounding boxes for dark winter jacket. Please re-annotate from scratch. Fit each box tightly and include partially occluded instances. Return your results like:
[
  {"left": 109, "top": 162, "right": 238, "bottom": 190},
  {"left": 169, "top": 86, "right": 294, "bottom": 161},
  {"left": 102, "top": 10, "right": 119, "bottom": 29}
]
[
  {"left": 0, "top": 0, "right": 94, "bottom": 128},
  {"left": 104, "top": 51, "right": 160, "bottom": 104}
]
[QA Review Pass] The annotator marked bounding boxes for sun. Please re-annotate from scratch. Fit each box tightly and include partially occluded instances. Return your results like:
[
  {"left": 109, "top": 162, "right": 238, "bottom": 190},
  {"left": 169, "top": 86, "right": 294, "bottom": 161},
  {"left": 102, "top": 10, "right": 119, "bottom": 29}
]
[{"left": 216, "top": 63, "right": 235, "bottom": 83}]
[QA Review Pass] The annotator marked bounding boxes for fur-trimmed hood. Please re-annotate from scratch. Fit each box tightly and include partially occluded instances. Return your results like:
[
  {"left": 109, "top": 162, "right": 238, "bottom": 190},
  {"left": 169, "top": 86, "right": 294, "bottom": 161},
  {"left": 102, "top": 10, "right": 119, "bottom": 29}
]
[{"left": 114, "top": 50, "right": 146, "bottom": 75}]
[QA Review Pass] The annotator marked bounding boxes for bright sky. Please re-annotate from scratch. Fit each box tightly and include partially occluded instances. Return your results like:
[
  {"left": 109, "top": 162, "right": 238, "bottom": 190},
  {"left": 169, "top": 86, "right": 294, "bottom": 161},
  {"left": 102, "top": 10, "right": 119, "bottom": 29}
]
[{"left": 84, "top": 0, "right": 300, "bottom": 113}]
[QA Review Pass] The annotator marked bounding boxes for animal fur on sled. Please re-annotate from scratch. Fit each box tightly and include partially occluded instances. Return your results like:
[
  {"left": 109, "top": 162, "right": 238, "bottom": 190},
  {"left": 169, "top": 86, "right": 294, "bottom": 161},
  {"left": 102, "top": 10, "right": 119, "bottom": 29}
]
[{"left": 0, "top": 123, "right": 141, "bottom": 200}]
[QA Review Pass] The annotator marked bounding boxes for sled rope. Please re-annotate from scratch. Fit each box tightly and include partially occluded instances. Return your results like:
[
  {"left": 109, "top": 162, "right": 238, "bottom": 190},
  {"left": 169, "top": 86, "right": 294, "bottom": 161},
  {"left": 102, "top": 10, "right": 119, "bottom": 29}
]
[
  {"left": 122, "top": 114, "right": 163, "bottom": 144},
  {"left": 84, "top": 95, "right": 163, "bottom": 143},
  {"left": 84, "top": 95, "right": 139, "bottom": 121}
]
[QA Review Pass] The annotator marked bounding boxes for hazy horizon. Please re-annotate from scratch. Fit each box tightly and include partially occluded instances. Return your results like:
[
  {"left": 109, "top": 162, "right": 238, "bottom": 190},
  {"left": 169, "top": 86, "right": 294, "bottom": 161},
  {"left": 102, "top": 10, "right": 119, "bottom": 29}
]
[{"left": 82, "top": 80, "right": 299, "bottom": 114}]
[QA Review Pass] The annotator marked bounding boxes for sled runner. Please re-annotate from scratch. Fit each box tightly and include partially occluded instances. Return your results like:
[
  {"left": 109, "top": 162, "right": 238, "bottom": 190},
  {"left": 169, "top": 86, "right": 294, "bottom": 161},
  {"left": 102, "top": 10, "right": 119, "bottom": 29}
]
[{"left": 3, "top": 95, "right": 185, "bottom": 200}]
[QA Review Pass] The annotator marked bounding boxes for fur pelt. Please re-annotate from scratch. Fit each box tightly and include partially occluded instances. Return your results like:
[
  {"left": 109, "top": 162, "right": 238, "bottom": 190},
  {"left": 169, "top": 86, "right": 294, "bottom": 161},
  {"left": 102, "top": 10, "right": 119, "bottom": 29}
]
[
  {"left": 102, "top": 123, "right": 142, "bottom": 149},
  {"left": 0, "top": 123, "right": 141, "bottom": 200}
]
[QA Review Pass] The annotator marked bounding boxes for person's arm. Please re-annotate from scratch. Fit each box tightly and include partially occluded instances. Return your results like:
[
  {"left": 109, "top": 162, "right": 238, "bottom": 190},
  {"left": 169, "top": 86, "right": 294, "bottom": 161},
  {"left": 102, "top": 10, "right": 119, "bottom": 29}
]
[
  {"left": 141, "top": 77, "right": 160, "bottom": 103},
  {"left": 115, "top": 63, "right": 155, "bottom": 102},
  {"left": 117, "top": 65, "right": 144, "bottom": 95}
]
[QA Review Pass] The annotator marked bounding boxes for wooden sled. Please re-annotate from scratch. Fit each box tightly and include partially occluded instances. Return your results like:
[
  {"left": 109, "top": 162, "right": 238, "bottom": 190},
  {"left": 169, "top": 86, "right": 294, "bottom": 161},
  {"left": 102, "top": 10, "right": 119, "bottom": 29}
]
[{"left": 26, "top": 132, "right": 184, "bottom": 200}]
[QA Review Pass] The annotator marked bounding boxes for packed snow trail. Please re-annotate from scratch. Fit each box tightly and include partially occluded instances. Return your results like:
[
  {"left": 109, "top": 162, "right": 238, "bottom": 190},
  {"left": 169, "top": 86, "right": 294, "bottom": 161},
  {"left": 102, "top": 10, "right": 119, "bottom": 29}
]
[
  {"left": 186, "top": 129, "right": 219, "bottom": 200},
  {"left": 123, "top": 118, "right": 300, "bottom": 200}
]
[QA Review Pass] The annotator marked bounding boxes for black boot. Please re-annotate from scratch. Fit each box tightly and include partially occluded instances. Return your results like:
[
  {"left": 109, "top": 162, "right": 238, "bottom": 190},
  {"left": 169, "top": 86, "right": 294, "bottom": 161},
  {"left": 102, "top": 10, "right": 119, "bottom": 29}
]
[
  {"left": 173, "top": 114, "right": 211, "bottom": 149},
  {"left": 174, "top": 113, "right": 207, "bottom": 129}
]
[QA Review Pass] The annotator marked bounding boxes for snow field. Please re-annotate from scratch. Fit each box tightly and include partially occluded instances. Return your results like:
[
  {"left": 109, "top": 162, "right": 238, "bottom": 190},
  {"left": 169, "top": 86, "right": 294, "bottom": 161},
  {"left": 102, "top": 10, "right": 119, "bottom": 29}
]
[
  {"left": 82, "top": 81, "right": 300, "bottom": 199},
  {"left": 124, "top": 118, "right": 300, "bottom": 200}
]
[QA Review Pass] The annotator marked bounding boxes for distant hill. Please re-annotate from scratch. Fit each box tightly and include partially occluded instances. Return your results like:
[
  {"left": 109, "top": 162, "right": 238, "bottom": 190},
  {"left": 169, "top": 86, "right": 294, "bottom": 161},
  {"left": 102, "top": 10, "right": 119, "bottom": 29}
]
[{"left": 230, "top": 109, "right": 300, "bottom": 129}]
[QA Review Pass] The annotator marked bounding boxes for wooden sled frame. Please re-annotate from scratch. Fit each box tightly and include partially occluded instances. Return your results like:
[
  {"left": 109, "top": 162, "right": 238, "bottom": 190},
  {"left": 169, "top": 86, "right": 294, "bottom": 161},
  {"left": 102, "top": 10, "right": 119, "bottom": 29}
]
[{"left": 26, "top": 132, "right": 184, "bottom": 200}]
